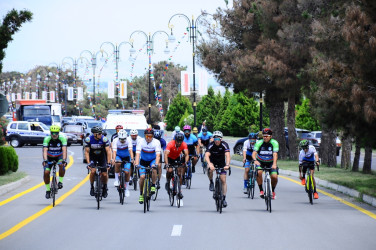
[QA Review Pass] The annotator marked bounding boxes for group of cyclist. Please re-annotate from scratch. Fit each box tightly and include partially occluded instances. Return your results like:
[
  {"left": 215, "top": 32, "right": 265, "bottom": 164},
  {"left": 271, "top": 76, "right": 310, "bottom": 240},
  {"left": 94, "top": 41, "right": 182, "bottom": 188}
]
[{"left": 41, "top": 121, "right": 320, "bottom": 206}]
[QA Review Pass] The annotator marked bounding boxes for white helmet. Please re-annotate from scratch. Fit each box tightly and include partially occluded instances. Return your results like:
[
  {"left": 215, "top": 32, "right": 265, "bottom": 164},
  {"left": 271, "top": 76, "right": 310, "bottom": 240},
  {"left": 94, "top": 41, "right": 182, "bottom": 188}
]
[
  {"left": 118, "top": 129, "right": 128, "bottom": 139},
  {"left": 130, "top": 129, "right": 138, "bottom": 135},
  {"left": 213, "top": 131, "right": 223, "bottom": 138},
  {"left": 174, "top": 126, "right": 180, "bottom": 132}
]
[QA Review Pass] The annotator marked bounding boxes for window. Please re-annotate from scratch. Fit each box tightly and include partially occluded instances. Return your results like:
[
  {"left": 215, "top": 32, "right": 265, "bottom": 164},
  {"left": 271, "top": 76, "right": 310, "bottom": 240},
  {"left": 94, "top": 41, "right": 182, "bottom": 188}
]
[
  {"left": 18, "top": 123, "right": 29, "bottom": 130},
  {"left": 10, "top": 123, "right": 17, "bottom": 129}
]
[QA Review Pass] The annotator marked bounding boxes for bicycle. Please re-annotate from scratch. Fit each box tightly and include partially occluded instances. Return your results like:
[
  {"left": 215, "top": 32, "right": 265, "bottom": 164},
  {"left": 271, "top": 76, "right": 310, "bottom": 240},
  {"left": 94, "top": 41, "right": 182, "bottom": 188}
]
[
  {"left": 118, "top": 159, "right": 130, "bottom": 205},
  {"left": 167, "top": 163, "right": 184, "bottom": 208},
  {"left": 130, "top": 163, "right": 139, "bottom": 191},
  {"left": 246, "top": 160, "right": 256, "bottom": 199},
  {"left": 184, "top": 156, "right": 194, "bottom": 189},
  {"left": 48, "top": 160, "right": 59, "bottom": 207},
  {"left": 137, "top": 165, "right": 153, "bottom": 213},
  {"left": 260, "top": 166, "right": 273, "bottom": 213},
  {"left": 304, "top": 162, "right": 319, "bottom": 205},
  {"left": 213, "top": 165, "right": 231, "bottom": 214},
  {"left": 87, "top": 161, "right": 103, "bottom": 210}
]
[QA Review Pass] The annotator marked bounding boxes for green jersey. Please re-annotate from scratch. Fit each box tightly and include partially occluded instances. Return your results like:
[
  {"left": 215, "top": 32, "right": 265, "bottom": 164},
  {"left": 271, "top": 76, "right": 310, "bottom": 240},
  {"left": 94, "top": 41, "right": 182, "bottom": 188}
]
[
  {"left": 43, "top": 135, "right": 67, "bottom": 158},
  {"left": 253, "top": 139, "right": 279, "bottom": 163}
]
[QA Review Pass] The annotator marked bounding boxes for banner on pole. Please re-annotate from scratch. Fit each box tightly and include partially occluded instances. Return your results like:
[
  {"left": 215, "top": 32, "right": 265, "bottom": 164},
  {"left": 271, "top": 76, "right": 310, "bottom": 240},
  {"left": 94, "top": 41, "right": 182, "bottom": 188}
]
[
  {"left": 68, "top": 87, "right": 74, "bottom": 101},
  {"left": 16, "top": 93, "right": 21, "bottom": 100},
  {"left": 77, "top": 87, "right": 83, "bottom": 101},
  {"left": 25, "top": 92, "right": 30, "bottom": 100},
  {"left": 42, "top": 91, "right": 47, "bottom": 101},
  {"left": 11, "top": 93, "right": 15, "bottom": 102},
  {"left": 108, "top": 81, "right": 115, "bottom": 99},
  {"left": 198, "top": 70, "right": 208, "bottom": 96},
  {"left": 181, "top": 71, "right": 190, "bottom": 96},
  {"left": 31, "top": 92, "right": 37, "bottom": 99},
  {"left": 120, "top": 81, "right": 127, "bottom": 99},
  {"left": 50, "top": 91, "right": 55, "bottom": 102}
]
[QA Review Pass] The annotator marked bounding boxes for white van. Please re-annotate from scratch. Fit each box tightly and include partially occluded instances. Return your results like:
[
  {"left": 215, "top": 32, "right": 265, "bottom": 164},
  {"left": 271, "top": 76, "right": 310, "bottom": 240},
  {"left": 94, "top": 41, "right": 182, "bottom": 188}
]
[{"left": 104, "top": 110, "right": 148, "bottom": 138}]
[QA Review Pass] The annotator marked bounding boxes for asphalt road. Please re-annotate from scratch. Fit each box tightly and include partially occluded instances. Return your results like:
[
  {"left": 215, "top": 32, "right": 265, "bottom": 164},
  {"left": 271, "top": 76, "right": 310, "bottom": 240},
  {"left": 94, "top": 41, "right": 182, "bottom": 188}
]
[{"left": 1, "top": 144, "right": 376, "bottom": 249}]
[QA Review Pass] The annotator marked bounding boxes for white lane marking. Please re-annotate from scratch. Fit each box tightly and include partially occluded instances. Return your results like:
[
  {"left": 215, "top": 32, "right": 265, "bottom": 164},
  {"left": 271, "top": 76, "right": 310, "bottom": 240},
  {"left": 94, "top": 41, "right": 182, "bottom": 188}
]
[
  {"left": 171, "top": 225, "right": 183, "bottom": 237},
  {"left": 68, "top": 150, "right": 75, "bottom": 156},
  {"left": 162, "top": 174, "right": 166, "bottom": 178}
]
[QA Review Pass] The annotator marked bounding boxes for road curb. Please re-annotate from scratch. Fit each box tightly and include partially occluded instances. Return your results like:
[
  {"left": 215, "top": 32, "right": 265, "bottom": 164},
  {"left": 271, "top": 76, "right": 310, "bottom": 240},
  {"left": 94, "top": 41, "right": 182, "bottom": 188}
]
[
  {"left": 231, "top": 159, "right": 376, "bottom": 208},
  {"left": 0, "top": 176, "right": 30, "bottom": 196}
]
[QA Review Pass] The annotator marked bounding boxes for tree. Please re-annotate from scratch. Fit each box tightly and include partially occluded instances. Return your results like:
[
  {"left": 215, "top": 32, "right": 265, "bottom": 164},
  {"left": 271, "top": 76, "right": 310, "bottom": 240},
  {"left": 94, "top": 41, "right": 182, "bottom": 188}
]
[
  {"left": 0, "top": 9, "right": 33, "bottom": 73},
  {"left": 196, "top": 86, "right": 221, "bottom": 131},
  {"left": 295, "top": 98, "right": 320, "bottom": 131},
  {"left": 165, "top": 93, "right": 192, "bottom": 130}
]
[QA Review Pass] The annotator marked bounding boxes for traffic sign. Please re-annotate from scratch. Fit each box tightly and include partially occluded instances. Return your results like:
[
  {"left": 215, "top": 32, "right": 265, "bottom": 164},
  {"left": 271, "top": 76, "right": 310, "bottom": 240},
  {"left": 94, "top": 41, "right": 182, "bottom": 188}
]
[{"left": 0, "top": 94, "right": 9, "bottom": 117}]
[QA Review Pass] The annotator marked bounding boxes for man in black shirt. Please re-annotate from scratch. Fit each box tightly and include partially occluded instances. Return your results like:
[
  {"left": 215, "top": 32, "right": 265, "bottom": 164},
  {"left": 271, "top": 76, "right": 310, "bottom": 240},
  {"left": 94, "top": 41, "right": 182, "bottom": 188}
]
[{"left": 205, "top": 131, "right": 231, "bottom": 207}]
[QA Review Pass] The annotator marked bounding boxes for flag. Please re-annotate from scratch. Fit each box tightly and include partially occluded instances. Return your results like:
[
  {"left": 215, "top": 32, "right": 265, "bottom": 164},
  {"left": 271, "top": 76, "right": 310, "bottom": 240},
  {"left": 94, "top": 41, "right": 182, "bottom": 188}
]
[
  {"left": 181, "top": 71, "right": 190, "bottom": 96},
  {"left": 198, "top": 70, "right": 208, "bottom": 96},
  {"left": 108, "top": 81, "right": 115, "bottom": 99},
  {"left": 120, "top": 81, "right": 127, "bottom": 98},
  {"left": 50, "top": 91, "right": 55, "bottom": 102},
  {"left": 68, "top": 87, "right": 74, "bottom": 101},
  {"left": 42, "top": 91, "right": 47, "bottom": 101},
  {"left": 77, "top": 87, "right": 83, "bottom": 100}
]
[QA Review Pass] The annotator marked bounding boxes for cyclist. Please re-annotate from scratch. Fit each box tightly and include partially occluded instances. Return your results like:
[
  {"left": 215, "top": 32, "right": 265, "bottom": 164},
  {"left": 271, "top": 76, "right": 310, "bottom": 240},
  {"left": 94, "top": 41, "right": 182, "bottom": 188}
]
[
  {"left": 197, "top": 128, "right": 213, "bottom": 163},
  {"left": 299, "top": 140, "right": 320, "bottom": 199},
  {"left": 111, "top": 124, "right": 123, "bottom": 142},
  {"left": 85, "top": 126, "right": 112, "bottom": 198},
  {"left": 134, "top": 128, "right": 161, "bottom": 204},
  {"left": 252, "top": 128, "right": 279, "bottom": 200},
  {"left": 192, "top": 127, "right": 199, "bottom": 137},
  {"left": 154, "top": 129, "right": 166, "bottom": 189},
  {"left": 171, "top": 126, "right": 183, "bottom": 139},
  {"left": 112, "top": 129, "right": 132, "bottom": 197},
  {"left": 164, "top": 133, "right": 189, "bottom": 199},
  {"left": 128, "top": 129, "right": 142, "bottom": 185},
  {"left": 242, "top": 132, "right": 258, "bottom": 193},
  {"left": 205, "top": 131, "right": 231, "bottom": 207},
  {"left": 42, "top": 125, "right": 67, "bottom": 199},
  {"left": 183, "top": 125, "right": 199, "bottom": 173}
]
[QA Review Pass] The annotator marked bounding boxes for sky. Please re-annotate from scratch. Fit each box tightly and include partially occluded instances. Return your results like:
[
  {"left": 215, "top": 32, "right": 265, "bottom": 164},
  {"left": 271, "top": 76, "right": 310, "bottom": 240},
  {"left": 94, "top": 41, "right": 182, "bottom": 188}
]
[{"left": 0, "top": 0, "right": 233, "bottom": 91}]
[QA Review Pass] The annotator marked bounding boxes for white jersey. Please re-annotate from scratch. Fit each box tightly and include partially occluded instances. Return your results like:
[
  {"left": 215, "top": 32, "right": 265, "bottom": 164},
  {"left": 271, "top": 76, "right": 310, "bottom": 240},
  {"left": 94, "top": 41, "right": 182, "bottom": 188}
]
[
  {"left": 243, "top": 139, "right": 255, "bottom": 156},
  {"left": 129, "top": 136, "right": 142, "bottom": 152},
  {"left": 136, "top": 138, "right": 161, "bottom": 161},
  {"left": 299, "top": 145, "right": 317, "bottom": 164},
  {"left": 112, "top": 137, "right": 132, "bottom": 152}
]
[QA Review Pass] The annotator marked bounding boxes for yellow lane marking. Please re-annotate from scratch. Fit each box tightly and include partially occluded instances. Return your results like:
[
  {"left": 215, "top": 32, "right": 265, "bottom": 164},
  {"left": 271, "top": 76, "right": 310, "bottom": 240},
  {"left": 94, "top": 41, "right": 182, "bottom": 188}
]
[
  {"left": 0, "top": 155, "right": 74, "bottom": 207},
  {"left": 0, "top": 173, "right": 90, "bottom": 240},
  {"left": 279, "top": 175, "right": 376, "bottom": 220}
]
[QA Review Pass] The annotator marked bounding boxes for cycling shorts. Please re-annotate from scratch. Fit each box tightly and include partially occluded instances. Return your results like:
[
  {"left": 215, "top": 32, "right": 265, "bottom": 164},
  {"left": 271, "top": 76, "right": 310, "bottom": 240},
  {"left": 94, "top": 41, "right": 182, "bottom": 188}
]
[
  {"left": 139, "top": 159, "right": 157, "bottom": 176},
  {"left": 244, "top": 159, "right": 254, "bottom": 168},
  {"left": 116, "top": 156, "right": 131, "bottom": 172},
  {"left": 301, "top": 161, "right": 315, "bottom": 172},
  {"left": 44, "top": 156, "right": 64, "bottom": 171},
  {"left": 167, "top": 157, "right": 184, "bottom": 167},
  {"left": 255, "top": 161, "right": 278, "bottom": 175},
  {"left": 90, "top": 159, "right": 108, "bottom": 173}
]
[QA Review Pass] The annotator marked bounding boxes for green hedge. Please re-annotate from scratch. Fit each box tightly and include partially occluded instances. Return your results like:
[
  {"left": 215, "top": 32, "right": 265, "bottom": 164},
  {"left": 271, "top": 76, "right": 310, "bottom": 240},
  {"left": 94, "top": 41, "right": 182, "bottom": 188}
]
[{"left": 0, "top": 145, "right": 19, "bottom": 175}]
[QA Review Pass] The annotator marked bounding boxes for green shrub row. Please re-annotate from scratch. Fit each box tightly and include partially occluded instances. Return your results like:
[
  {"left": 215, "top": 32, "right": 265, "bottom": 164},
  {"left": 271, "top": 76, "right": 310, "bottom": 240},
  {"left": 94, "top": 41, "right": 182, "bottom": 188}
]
[
  {"left": 0, "top": 116, "right": 9, "bottom": 146},
  {"left": 0, "top": 145, "right": 19, "bottom": 175}
]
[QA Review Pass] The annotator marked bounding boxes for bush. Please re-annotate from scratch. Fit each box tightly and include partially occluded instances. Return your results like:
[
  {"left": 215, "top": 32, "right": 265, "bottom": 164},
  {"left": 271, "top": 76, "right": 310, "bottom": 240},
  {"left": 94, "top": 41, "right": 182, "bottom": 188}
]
[
  {"left": 0, "top": 116, "right": 9, "bottom": 146},
  {"left": 0, "top": 145, "right": 19, "bottom": 175}
]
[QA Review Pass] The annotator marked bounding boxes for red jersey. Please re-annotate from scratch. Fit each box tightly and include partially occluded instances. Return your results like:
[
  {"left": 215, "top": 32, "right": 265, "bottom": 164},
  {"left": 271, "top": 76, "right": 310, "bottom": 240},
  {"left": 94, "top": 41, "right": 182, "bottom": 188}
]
[{"left": 165, "top": 140, "right": 188, "bottom": 159}]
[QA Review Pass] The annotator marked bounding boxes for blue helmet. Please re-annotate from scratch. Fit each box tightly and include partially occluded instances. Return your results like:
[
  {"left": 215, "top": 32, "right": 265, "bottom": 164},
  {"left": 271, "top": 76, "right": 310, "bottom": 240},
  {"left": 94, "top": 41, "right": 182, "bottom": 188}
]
[
  {"left": 248, "top": 132, "right": 257, "bottom": 139},
  {"left": 154, "top": 130, "right": 162, "bottom": 139}
]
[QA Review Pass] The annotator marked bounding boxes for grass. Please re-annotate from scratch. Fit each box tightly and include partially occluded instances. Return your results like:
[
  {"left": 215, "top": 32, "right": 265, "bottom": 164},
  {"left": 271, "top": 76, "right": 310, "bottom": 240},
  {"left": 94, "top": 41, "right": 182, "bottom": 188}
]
[
  {"left": 0, "top": 171, "right": 27, "bottom": 186},
  {"left": 231, "top": 155, "right": 376, "bottom": 198}
]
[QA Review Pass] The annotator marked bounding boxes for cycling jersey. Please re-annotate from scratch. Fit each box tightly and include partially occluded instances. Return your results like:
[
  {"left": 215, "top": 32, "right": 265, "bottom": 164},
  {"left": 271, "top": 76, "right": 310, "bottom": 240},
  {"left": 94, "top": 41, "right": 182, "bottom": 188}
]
[
  {"left": 85, "top": 135, "right": 110, "bottom": 162},
  {"left": 207, "top": 141, "right": 230, "bottom": 167},
  {"left": 165, "top": 140, "right": 188, "bottom": 160},
  {"left": 136, "top": 138, "right": 161, "bottom": 162},
  {"left": 253, "top": 139, "right": 279, "bottom": 163},
  {"left": 183, "top": 134, "right": 198, "bottom": 155},
  {"left": 43, "top": 135, "right": 67, "bottom": 158},
  {"left": 171, "top": 131, "right": 184, "bottom": 139},
  {"left": 198, "top": 131, "right": 213, "bottom": 146},
  {"left": 111, "top": 133, "right": 118, "bottom": 143},
  {"left": 129, "top": 136, "right": 142, "bottom": 152},
  {"left": 299, "top": 145, "right": 317, "bottom": 164},
  {"left": 243, "top": 139, "right": 255, "bottom": 157},
  {"left": 157, "top": 138, "right": 166, "bottom": 150},
  {"left": 112, "top": 137, "right": 132, "bottom": 158}
]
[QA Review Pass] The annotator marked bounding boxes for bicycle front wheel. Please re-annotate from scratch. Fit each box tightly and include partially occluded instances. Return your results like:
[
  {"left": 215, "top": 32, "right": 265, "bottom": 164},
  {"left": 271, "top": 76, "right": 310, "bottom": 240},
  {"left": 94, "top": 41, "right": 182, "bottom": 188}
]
[
  {"left": 267, "top": 177, "right": 272, "bottom": 213},
  {"left": 218, "top": 180, "right": 223, "bottom": 214},
  {"left": 250, "top": 171, "right": 256, "bottom": 199},
  {"left": 176, "top": 175, "right": 181, "bottom": 208},
  {"left": 169, "top": 177, "right": 175, "bottom": 206},
  {"left": 143, "top": 177, "right": 148, "bottom": 213},
  {"left": 147, "top": 177, "right": 151, "bottom": 211},
  {"left": 51, "top": 175, "right": 57, "bottom": 207},
  {"left": 153, "top": 179, "right": 159, "bottom": 201},
  {"left": 119, "top": 173, "right": 125, "bottom": 205},
  {"left": 307, "top": 174, "right": 313, "bottom": 205},
  {"left": 96, "top": 175, "right": 101, "bottom": 210}
]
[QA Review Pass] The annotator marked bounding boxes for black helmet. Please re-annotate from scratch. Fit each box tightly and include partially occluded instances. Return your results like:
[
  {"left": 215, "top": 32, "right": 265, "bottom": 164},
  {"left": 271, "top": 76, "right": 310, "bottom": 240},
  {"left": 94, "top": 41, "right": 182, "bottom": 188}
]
[
  {"left": 91, "top": 126, "right": 103, "bottom": 134},
  {"left": 202, "top": 128, "right": 207, "bottom": 133},
  {"left": 174, "top": 133, "right": 184, "bottom": 143},
  {"left": 144, "top": 128, "right": 154, "bottom": 135}
]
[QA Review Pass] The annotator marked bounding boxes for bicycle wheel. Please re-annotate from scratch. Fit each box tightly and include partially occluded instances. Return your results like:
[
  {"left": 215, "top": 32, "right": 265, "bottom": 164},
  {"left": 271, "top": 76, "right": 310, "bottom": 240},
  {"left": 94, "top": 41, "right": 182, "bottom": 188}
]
[
  {"left": 307, "top": 174, "right": 313, "bottom": 205},
  {"left": 153, "top": 179, "right": 159, "bottom": 201},
  {"left": 51, "top": 175, "right": 57, "bottom": 207},
  {"left": 215, "top": 179, "right": 220, "bottom": 212},
  {"left": 146, "top": 176, "right": 151, "bottom": 211},
  {"left": 119, "top": 173, "right": 125, "bottom": 205},
  {"left": 186, "top": 167, "right": 192, "bottom": 189},
  {"left": 264, "top": 177, "right": 269, "bottom": 211},
  {"left": 96, "top": 175, "right": 101, "bottom": 210},
  {"left": 247, "top": 171, "right": 251, "bottom": 198},
  {"left": 267, "top": 177, "right": 272, "bottom": 213},
  {"left": 218, "top": 179, "right": 223, "bottom": 214},
  {"left": 250, "top": 170, "right": 256, "bottom": 199},
  {"left": 203, "top": 162, "right": 207, "bottom": 174},
  {"left": 169, "top": 177, "right": 175, "bottom": 206},
  {"left": 133, "top": 172, "right": 138, "bottom": 191},
  {"left": 143, "top": 176, "right": 148, "bottom": 213},
  {"left": 176, "top": 175, "right": 181, "bottom": 208}
]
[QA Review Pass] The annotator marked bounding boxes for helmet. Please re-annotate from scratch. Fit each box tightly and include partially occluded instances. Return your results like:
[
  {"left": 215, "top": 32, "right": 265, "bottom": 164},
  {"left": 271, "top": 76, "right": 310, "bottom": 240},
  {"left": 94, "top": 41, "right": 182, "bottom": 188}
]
[
  {"left": 193, "top": 127, "right": 198, "bottom": 133},
  {"left": 174, "top": 133, "right": 184, "bottom": 142},
  {"left": 202, "top": 128, "right": 207, "bottom": 133},
  {"left": 144, "top": 128, "right": 154, "bottom": 135},
  {"left": 91, "top": 126, "right": 103, "bottom": 134},
  {"left": 154, "top": 130, "right": 162, "bottom": 139},
  {"left": 248, "top": 132, "right": 257, "bottom": 139},
  {"left": 130, "top": 129, "right": 138, "bottom": 135},
  {"left": 118, "top": 129, "right": 128, "bottom": 140},
  {"left": 213, "top": 131, "right": 223, "bottom": 138},
  {"left": 183, "top": 125, "right": 191, "bottom": 131},
  {"left": 174, "top": 126, "right": 180, "bottom": 132},
  {"left": 153, "top": 124, "right": 160, "bottom": 130},
  {"left": 299, "top": 140, "right": 309, "bottom": 149},
  {"left": 50, "top": 125, "right": 60, "bottom": 133},
  {"left": 262, "top": 128, "right": 273, "bottom": 135},
  {"left": 116, "top": 125, "right": 123, "bottom": 130}
]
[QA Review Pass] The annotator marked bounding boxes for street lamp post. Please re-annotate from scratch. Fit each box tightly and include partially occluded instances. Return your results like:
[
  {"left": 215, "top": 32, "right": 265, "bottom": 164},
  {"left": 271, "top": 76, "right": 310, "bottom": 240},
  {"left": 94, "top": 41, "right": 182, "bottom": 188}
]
[
  {"left": 168, "top": 13, "right": 206, "bottom": 128},
  {"left": 129, "top": 30, "right": 171, "bottom": 124},
  {"left": 100, "top": 41, "right": 136, "bottom": 109},
  {"left": 62, "top": 57, "right": 79, "bottom": 115},
  {"left": 49, "top": 63, "right": 63, "bottom": 103},
  {"left": 80, "top": 50, "right": 106, "bottom": 118}
]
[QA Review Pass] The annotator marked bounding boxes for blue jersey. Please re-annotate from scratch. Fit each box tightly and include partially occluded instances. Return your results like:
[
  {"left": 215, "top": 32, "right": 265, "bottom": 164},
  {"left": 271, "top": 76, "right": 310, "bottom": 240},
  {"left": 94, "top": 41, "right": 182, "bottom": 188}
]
[
  {"left": 112, "top": 137, "right": 132, "bottom": 158},
  {"left": 198, "top": 131, "right": 213, "bottom": 141},
  {"left": 136, "top": 138, "right": 161, "bottom": 161},
  {"left": 85, "top": 135, "right": 110, "bottom": 161},
  {"left": 184, "top": 134, "right": 198, "bottom": 154},
  {"left": 158, "top": 138, "right": 167, "bottom": 150}
]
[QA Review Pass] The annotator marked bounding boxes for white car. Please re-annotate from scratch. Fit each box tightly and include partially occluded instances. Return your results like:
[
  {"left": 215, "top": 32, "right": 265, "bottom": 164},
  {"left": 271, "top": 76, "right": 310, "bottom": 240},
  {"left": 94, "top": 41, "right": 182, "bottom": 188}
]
[{"left": 310, "top": 131, "right": 341, "bottom": 156}]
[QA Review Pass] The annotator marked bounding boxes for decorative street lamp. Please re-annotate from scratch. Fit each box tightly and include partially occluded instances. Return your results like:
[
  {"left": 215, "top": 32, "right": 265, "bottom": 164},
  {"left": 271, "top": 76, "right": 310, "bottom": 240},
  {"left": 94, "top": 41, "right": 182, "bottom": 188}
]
[
  {"left": 168, "top": 13, "right": 207, "bottom": 127},
  {"left": 80, "top": 50, "right": 106, "bottom": 117},
  {"left": 62, "top": 57, "right": 79, "bottom": 115},
  {"left": 100, "top": 41, "right": 136, "bottom": 109},
  {"left": 129, "top": 30, "right": 171, "bottom": 124}
]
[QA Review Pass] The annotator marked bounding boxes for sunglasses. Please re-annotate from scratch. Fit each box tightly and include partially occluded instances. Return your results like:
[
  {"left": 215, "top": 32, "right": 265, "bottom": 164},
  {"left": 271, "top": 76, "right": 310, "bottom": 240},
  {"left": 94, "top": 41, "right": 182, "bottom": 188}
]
[
  {"left": 145, "top": 135, "right": 153, "bottom": 138},
  {"left": 94, "top": 132, "right": 102, "bottom": 135},
  {"left": 51, "top": 132, "right": 59, "bottom": 135},
  {"left": 263, "top": 135, "right": 271, "bottom": 138},
  {"left": 213, "top": 137, "right": 221, "bottom": 141},
  {"left": 184, "top": 130, "right": 190, "bottom": 133}
]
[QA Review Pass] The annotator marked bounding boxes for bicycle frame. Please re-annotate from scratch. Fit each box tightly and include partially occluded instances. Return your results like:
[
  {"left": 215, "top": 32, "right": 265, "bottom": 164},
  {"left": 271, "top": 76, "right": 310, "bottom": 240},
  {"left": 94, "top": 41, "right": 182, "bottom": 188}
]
[
  {"left": 138, "top": 165, "right": 154, "bottom": 213},
  {"left": 118, "top": 160, "right": 130, "bottom": 205},
  {"left": 247, "top": 161, "right": 256, "bottom": 199},
  {"left": 261, "top": 166, "right": 273, "bottom": 213},
  {"left": 48, "top": 160, "right": 58, "bottom": 207},
  {"left": 168, "top": 164, "right": 184, "bottom": 208}
]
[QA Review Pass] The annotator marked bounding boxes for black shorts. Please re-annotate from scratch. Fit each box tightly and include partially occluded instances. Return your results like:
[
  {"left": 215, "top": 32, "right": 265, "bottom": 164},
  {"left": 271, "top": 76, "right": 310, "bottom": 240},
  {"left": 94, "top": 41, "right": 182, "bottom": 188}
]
[
  {"left": 90, "top": 159, "right": 107, "bottom": 172},
  {"left": 167, "top": 157, "right": 184, "bottom": 166},
  {"left": 301, "top": 161, "right": 315, "bottom": 172}
]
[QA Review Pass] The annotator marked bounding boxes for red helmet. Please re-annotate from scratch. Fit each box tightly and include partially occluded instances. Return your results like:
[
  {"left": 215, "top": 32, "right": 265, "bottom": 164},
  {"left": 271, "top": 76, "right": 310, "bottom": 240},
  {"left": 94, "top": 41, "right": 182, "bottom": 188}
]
[
  {"left": 116, "top": 125, "right": 123, "bottom": 130},
  {"left": 262, "top": 128, "right": 273, "bottom": 135},
  {"left": 144, "top": 128, "right": 154, "bottom": 135}
]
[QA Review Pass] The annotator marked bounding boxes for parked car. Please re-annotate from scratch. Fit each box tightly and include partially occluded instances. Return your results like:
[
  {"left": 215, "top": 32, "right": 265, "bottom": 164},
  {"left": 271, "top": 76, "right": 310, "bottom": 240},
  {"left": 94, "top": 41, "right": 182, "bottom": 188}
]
[
  {"left": 62, "top": 125, "right": 85, "bottom": 145},
  {"left": 310, "top": 131, "right": 341, "bottom": 156},
  {"left": 75, "top": 120, "right": 103, "bottom": 135}
]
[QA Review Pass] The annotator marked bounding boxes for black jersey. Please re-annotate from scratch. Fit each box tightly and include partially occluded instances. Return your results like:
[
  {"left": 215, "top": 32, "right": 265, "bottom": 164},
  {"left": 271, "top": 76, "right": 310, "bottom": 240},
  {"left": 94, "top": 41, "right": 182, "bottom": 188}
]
[{"left": 207, "top": 141, "right": 230, "bottom": 167}]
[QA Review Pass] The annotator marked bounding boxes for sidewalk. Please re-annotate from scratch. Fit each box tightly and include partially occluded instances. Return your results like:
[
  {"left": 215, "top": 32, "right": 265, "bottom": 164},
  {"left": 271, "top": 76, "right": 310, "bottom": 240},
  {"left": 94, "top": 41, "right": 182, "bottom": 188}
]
[{"left": 230, "top": 159, "right": 376, "bottom": 207}]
